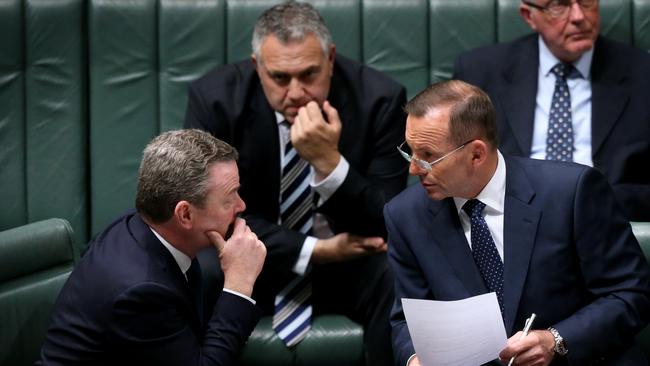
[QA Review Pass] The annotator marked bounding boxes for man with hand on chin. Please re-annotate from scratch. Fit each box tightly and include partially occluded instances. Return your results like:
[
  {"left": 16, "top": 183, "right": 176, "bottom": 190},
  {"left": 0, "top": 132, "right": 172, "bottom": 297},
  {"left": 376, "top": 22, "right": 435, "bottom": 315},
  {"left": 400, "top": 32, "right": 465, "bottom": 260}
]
[
  {"left": 185, "top": 2, "right": 406, "bottom": 364},
  {"left": 38, "top": 129, "right": 266, "bottom": 365}
]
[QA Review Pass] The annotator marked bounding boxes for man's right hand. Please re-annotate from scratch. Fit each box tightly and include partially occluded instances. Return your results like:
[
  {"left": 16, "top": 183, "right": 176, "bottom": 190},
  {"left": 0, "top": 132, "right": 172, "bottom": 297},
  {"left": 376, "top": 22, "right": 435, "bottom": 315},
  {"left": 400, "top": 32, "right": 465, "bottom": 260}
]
[
  {"left": 206, "top": 218, "right": 266, "bottom": 297},
  {"left": 311, "top": 232, "right": 387, "bottom": 264}
]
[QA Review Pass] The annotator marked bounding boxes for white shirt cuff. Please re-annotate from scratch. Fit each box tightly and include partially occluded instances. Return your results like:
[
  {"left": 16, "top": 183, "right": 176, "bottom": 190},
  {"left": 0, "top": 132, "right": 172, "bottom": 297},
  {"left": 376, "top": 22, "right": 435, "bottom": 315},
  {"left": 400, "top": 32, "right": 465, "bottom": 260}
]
[
  {"left": 222, "top": 288, "right": 256, "bottom": 305},
  {"left": 311, "top": 156, "right": 349, "bottom": 205},
  {"left": 292, "top": 236, "right": 317, "bottom": 275},
  {"left": 406, "top": 353, "right": 417, "bottom": 366}
]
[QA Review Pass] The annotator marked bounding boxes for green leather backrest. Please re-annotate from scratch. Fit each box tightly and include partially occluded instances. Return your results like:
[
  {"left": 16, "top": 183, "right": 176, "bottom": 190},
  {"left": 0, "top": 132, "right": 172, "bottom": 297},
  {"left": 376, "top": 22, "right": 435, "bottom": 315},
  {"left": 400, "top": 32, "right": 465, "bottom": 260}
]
[
  {"left": 0, "top": 0, "right": 87, "bottom": 247},
  {"left": 1, "top": 0, "right": 649, "bottom": 244},
  {"left": 631, "top": 222, "right": 650, "bottom": 360},
  {"left": 0, "top": 218, "right": 77, "bottom": 366}
]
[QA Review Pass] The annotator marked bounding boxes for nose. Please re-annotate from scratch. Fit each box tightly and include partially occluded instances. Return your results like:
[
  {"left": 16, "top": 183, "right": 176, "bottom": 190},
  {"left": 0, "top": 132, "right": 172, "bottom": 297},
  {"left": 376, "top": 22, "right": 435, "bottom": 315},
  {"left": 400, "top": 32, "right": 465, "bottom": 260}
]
[
  {"left": 286, "top": 78, "right": 305, "bottom": 101},
  {"left": 235, "top": 194, "right": 246, "bottom": 213},
  {"left": 408, "top": 161, "right": 428, "bottom": 176},
  {"left": 568, "top": 0, "right": 586, "bottom": 22}
]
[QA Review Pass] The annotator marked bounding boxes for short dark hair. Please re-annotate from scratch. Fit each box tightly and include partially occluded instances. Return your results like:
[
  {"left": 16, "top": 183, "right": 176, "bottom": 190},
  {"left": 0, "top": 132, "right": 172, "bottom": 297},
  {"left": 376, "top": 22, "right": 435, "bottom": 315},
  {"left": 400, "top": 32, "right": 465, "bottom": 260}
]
[
  {"left": 135, "top": 129, "right": 238, "bottom": 224},
  {"left": 405, "top": 80, "right": 498, "bottom": 148}
]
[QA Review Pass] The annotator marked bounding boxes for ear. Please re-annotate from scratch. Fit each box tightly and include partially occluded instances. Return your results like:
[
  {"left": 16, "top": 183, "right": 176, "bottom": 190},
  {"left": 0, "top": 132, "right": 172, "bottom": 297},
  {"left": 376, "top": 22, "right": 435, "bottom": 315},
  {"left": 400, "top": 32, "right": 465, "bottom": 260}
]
[
  {"left": 327, "top": 44, "right": 336, "bottom": 75},
  {"left": 173, "top": 201, "right": 194, "bottom": 230},
  {"left": 469, "top": 140, "right": 489, "bottom": 167},
  {"left": 519, "top": 3, "right": 538, "bottom": 31}
]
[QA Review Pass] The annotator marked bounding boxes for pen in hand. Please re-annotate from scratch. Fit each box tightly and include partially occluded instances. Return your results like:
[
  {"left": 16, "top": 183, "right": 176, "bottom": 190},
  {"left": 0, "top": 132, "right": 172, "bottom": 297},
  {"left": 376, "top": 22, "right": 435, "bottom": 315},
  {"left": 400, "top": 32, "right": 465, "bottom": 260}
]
[{"left": 507, "top": 313, "right": 537, "bottom": 366}]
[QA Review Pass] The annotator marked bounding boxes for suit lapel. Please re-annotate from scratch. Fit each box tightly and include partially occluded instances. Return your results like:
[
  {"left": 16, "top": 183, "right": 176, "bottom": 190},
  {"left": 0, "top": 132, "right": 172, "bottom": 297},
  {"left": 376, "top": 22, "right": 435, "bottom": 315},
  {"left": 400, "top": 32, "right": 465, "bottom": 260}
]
[
  {"left": 497, "top": 36, "right": 539, "bottom": 156},
  {"left": 590, "top": 37, "right": 630, "bottom": 156},
  {"left": 501, "top": 157, "right": 540, "bottom": 334},
  {"left": 127, "top": 214, "right": 203, "bottom": 334},
  {"left": 428, "top": 199, "right": 487, "bottom": 297}
]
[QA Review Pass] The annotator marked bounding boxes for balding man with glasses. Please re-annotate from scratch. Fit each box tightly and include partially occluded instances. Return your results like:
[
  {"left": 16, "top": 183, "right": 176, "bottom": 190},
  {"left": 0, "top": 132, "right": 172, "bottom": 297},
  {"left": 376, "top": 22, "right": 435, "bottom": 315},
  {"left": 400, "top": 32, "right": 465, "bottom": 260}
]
[{"left": 453, "top": 0, "right": 650, "bottom": 222}]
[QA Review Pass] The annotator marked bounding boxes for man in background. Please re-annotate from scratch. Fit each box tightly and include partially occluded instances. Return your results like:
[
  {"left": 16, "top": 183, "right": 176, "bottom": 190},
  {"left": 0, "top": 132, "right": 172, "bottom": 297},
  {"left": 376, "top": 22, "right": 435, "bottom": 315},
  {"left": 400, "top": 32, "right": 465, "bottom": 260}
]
[
  {"left": 454, "top": 0, "right": 650, "bottom": 221},
  {"left": 38, "top": 129, "right": 266, "bottom": 365},
  {"left": 185, "top": 1, "right": 406, "bottom": 364}
]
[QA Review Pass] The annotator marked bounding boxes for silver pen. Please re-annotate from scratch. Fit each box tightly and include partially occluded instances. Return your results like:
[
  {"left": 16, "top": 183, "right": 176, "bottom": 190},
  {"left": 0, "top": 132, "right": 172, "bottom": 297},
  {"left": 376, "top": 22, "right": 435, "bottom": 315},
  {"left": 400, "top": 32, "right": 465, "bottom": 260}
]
[{"left": 507, "top": 313, "right": 537, "bottom": 366}]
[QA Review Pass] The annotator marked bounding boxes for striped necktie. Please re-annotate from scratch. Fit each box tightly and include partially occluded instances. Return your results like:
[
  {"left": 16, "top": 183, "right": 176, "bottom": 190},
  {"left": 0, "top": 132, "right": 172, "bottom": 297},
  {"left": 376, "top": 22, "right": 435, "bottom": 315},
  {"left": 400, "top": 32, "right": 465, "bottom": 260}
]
[{"left": 272, "top": 135, "right": 314, "bottom": 347}]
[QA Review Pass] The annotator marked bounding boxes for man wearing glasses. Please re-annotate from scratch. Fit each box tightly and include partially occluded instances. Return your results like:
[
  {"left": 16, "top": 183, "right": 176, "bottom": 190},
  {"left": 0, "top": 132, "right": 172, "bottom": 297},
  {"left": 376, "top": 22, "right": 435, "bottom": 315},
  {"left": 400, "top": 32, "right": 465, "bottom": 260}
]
[
  {"left": 453, "top": 0, "right": 650, "bottom": 221},
  {"left": 386, "top": 80, "right": 650, "bottom": 366}
]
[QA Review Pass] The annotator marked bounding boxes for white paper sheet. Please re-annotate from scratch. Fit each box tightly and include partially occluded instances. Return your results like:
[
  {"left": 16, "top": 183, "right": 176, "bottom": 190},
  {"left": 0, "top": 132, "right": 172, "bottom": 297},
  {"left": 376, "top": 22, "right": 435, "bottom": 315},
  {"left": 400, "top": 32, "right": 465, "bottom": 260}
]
[{"left": 402, "top": 293, "right": 507, "bottom": 366}]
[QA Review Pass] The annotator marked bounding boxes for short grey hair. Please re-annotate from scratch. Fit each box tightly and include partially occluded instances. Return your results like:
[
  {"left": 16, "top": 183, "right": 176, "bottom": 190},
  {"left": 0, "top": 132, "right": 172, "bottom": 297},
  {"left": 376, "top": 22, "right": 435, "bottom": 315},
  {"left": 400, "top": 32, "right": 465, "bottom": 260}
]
[
  {"left": 252, "top": 1, "right": 333, "bottom": 61},
  {"left": 135, "top": 129, "right": 238, "bottom": 224}
]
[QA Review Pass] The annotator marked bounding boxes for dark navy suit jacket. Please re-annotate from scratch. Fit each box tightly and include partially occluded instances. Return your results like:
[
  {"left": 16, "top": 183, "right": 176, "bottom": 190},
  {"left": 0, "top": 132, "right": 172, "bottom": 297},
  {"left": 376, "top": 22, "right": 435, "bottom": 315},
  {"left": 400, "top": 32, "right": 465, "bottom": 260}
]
[
  {"left": 184, "top": 55, "right": 407, "bottom": 307},
  {"left": 454, "top": 34, "right": 650, "bottom": 221},
  {"left": 38, "top": 211, "right": 260, "bottom": 366},
  {"left": 385, "top": 155, "right": 650, "bottom": 366}
]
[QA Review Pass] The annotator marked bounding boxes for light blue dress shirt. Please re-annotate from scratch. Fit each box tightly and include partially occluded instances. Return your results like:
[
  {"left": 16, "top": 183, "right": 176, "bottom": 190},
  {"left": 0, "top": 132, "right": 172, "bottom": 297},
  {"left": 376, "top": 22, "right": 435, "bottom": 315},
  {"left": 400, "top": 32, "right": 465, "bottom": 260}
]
[{"left": 531, "top": 36, "right": 594, "bottom": 167}]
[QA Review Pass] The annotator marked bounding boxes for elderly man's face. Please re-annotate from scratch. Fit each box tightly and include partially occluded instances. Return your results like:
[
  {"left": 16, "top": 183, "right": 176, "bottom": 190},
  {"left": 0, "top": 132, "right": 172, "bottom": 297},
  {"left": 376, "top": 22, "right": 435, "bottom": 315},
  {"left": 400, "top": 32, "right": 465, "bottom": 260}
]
[
  {"left": 405, "top": 108, "right": 474, "bottom": 201},
  {"left": 520, "top": 0, "right": 600, "bottom": 62},
  {"left": 253, "top": 33, "right": 334, "bottom": 123}
]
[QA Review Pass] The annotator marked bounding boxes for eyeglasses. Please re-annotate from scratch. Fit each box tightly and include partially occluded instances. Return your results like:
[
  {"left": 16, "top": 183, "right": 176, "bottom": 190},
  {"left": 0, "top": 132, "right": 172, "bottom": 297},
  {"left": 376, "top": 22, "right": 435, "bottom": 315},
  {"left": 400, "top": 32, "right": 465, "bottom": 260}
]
[
  {"left": 397, "top": 140, "right": 474, "bottom": 172},
  {"left": 522, "top": 0, "right": 598, "bottom": 19}
]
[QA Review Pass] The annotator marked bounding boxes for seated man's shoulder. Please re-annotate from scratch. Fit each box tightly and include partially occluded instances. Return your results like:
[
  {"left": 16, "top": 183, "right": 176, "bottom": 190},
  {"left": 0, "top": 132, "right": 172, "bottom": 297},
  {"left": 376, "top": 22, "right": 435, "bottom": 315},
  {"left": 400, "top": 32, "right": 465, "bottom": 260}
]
[{"left": 596, "top": 36, "right": 650, "bottom": 71}]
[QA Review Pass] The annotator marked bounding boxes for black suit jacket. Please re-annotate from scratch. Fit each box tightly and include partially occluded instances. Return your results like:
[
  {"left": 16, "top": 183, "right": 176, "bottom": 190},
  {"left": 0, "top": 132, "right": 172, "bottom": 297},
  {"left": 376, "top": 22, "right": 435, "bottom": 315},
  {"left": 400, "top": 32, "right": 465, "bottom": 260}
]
[
  {"left": 454, "top": 34, "right": 650, "bottom": 221},
  {"left": 386, "top": 156, "right": 650, "bottom": 366},
  {"left": 184, "top": 55, "right": 408, "bottom": 300},
  {"left": 38, "top": 211, "right": 260, "bottom": 366}
]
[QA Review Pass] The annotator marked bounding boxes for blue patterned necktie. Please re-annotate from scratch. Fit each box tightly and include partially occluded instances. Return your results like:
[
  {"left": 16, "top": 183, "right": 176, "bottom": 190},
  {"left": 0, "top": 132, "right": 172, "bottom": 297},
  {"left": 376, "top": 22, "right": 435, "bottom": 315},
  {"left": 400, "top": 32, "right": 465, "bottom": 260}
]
[
  {"left": 463, "top": 199, "right": 504, "bottom": 315},
  {"left": 546, "top": 63, "right": 578, "bottom": 161},
  {"left": 272, "top": 135, "right": 314, "bottom": 347}
]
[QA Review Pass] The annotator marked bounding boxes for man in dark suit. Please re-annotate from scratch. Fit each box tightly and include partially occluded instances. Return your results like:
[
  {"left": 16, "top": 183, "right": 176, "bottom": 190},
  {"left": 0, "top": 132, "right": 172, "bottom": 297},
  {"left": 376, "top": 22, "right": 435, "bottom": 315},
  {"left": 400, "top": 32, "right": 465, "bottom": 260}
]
[
  {"left": 37, "top": 129, "right": 267, "bottom": 365},
  {"left": 184, "top": 1, "right": 406, "bottom": 364},
  {"left": 386, "top": 80, "right": 650, "bottom": 366},
  {"left": 453, "top": 0, "right": 650, "bottom": 221}
]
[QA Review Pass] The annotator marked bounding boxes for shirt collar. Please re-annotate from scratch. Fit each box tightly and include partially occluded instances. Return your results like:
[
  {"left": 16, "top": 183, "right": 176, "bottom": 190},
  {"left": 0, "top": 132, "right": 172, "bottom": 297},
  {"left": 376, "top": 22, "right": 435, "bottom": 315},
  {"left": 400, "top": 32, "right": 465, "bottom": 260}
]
[
  {"left": 454, "top": 151, "right": 506, "bottom": 215},
  {"left": 275, "top": 112, "right": 285, "bottom": 125},
  {"left": 538, "top": 35, "right": 593, "bottom": 80},
  {"left": 149, "top": 227, "right": 192, "bottom": 276}
]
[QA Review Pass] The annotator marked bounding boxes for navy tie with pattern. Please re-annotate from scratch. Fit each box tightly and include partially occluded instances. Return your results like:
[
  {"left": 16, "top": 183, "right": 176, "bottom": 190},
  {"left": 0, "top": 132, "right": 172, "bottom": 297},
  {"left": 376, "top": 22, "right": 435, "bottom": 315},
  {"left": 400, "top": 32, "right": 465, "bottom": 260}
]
[
  {"left": 546, "top": 63, "right": 577, "bottom": 161},
  {"left": 463, "top": 199, "right": 504, "bottom": 315},
  {"left": 272, "top": 136, "right": 314, "bottom": 347}
]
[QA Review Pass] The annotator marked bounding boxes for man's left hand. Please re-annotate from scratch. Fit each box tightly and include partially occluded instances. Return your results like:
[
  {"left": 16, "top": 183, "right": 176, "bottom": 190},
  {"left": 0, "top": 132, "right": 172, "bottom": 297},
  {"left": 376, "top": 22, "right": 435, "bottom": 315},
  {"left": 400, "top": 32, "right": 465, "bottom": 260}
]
[
  {"left": 498, "top": 330, "right": 556, "bottom": 366},
  {"left": 291, "top": 100, "right": 342, "bottom": 178}
]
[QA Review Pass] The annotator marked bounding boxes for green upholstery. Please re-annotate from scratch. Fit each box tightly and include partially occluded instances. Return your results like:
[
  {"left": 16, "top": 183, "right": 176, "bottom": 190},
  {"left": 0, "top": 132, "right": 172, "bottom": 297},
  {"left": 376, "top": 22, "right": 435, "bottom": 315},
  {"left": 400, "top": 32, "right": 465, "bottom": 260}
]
[
  {"left": 0, "top": 218, "right": 77, "bottom": 366},
  {"left": 631, "top": 222, "right": 650, "bottom": 361},
  {"left": 239, "top": 315, "right": 364, "bottom": 366},
  {"left": 2, "top": 1, "right": 650, "bottom": 364},
  {"left": 0, "top": 0, "right": 87, "bottom": 247}
]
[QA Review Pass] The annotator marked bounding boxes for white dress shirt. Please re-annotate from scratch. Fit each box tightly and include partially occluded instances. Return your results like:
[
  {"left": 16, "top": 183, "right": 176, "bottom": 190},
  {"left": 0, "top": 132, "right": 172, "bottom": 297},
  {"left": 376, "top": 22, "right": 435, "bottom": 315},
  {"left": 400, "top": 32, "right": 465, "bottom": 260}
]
[
  {"left": 276, "top": 113, "right": 350, "bottom": 275},
  {"left": 150, "top": 228, "right": 255, "bottom": 304},
  {"left": 531, "top": 36, "right": 594, "bottom": 167},
  {"left": 453, "top": 151, "right": 507, "bottom": 261}
]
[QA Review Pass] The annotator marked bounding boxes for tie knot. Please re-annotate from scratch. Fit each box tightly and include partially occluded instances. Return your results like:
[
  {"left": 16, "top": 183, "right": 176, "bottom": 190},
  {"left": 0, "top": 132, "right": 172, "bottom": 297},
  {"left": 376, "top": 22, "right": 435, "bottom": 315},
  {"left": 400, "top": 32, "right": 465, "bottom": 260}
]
[
  {"left": 186, "top": 258, "right": 201, "bottom": 284},
  {"left": 551, "top": 63, "right": 580, "bottom": 80},
  {"left": 463, "top": 199, "right": 485, "bottom": 218}
]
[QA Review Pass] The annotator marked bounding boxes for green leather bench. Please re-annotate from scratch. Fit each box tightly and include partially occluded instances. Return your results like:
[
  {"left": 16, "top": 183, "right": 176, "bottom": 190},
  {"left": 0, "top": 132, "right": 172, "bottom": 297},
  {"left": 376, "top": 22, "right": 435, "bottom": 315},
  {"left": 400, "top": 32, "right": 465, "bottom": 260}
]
[
  {"left": 0, "top": 218, "right": 77, "bottom": 366},
  {"left": 2, "top": 1, "right": 650, "bottom": 365}
]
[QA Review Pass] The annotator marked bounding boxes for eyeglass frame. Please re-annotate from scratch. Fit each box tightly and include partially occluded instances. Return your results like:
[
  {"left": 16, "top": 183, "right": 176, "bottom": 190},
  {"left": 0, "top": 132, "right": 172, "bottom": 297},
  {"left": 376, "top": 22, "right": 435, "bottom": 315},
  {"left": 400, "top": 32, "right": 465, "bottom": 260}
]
[
  {"left": 521, "top": 0, "right": 598, "bottom": 18},
  {"left": 397, "top": 139, "right": 476, "bottom": 172}
]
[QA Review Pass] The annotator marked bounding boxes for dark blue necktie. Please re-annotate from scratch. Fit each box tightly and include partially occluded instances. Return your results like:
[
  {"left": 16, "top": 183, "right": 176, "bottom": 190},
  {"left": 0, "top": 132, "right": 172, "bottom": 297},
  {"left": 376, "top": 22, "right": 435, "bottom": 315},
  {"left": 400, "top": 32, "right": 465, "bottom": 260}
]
[
  {"left": 546, "top": 63, "right": 579, "bottom": 161},
  {"left": 273, "top": 135, "right": 313, "bottom": 347},
  {"left": 463, "top": 199, "right": 504, "bottom": 315},
  {"left": 186, "top": 258, "right": 203, "bottom": 326}
]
